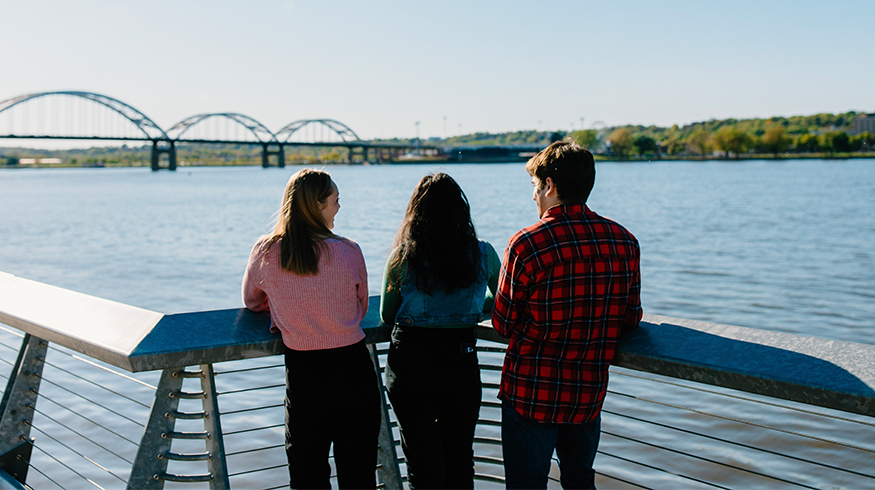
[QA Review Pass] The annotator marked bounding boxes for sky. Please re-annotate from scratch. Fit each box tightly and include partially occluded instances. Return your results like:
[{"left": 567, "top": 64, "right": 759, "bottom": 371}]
[{"left": 1, "top": 0, "right": 874, "bottom": 146}]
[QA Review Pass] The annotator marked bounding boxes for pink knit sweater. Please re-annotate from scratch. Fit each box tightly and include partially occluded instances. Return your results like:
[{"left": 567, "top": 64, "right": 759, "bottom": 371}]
[{"left": 242, "top": 235, "right": 369, "bottom": 351}]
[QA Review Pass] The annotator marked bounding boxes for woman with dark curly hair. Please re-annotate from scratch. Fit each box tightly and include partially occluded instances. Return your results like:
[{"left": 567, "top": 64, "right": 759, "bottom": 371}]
[{"left": 381, "top": 172, "right": 500, "bottom": 489}]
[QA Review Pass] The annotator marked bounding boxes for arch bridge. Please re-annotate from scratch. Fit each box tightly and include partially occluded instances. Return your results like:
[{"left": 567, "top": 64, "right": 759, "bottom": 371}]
[{"left": 0, "top": 91, "right": 432, "bottom": 170}]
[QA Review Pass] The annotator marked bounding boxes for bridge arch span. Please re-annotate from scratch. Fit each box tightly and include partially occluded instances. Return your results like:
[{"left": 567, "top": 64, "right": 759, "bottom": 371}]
[
  {"left": 275, "top": 119, "right": 362, "bottom": 144},
  {"left": 167, "top": 113, "right": 277, "bottom": 144},
  {"left": 0, "top": 91, "right": 168, "bottom": 140}
]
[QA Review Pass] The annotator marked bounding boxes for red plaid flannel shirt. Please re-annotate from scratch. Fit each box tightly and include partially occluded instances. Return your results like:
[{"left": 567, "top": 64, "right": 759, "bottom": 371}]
[{"left": 492, "top": 204, "right": 642, "bottom": 423}]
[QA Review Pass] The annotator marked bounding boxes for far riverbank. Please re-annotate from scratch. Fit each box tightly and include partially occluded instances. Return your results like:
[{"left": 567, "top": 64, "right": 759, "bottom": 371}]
[{"left": 2, "top": 151, "right": 874, "bottom": 169}]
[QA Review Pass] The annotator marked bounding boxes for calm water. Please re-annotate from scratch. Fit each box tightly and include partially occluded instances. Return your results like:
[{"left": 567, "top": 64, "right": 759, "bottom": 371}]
[
  {"left": 1, "top": 160, "right": 874, "bottom": 488},
  {"left": 2, "top": 160, "right": 873, "bottom": 343}
]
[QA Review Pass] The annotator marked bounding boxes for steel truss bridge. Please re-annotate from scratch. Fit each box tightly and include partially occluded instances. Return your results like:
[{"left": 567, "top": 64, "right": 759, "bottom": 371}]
[{"left": 0, "top": 91, "right": 433, "bottom": 170}]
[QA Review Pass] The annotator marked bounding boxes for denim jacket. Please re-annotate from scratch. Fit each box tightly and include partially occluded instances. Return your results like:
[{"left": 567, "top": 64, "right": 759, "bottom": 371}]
[{"left": 394, "top": 241, "right": 491, "bottom": 327}]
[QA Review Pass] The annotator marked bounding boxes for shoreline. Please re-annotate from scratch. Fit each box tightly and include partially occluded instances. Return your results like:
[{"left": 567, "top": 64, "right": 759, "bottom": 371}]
[{"left": 2, "top": 152, "right": 874, "bottom": 170}]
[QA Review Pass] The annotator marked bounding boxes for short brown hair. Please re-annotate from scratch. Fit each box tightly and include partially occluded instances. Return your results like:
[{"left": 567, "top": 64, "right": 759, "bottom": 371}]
[{"left": 525, "top": 140, "right": 596, "bottom": 204}]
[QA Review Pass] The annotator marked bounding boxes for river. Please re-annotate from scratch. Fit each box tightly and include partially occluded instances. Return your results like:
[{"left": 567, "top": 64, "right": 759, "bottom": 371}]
[{"left": 1, "top": 159, "right": 873, "bottom": 489}]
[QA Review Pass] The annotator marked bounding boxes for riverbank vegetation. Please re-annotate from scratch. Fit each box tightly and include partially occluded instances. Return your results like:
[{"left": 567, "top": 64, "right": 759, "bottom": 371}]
[
  {"left": 2, "top": 112, "right": 873, "bottom": 167},
  {"left": 595, "top": 111, "right": 874, "bottom": 160}
]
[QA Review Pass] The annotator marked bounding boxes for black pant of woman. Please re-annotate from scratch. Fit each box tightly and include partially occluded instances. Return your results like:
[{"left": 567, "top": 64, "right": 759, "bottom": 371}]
[
  {"left": 285, "top": 340, "right": 381, "bottom": 489},
  {"left": 386, "top": 326, "right": 482, "bottom": 489}
]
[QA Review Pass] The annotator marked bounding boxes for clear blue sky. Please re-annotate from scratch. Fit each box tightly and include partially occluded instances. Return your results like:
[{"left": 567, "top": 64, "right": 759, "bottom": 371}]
[{"left": 1, "top": 0, "right": 873, "bottom": 142}]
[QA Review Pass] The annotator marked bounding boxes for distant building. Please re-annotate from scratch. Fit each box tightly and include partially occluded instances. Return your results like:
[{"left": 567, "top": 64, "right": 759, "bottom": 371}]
[
  {"left": 16, "top": 158, "right": 61, "bottom": 165},
  {"left": 852, "top": 113, "right": 875, "bottom": 134}
]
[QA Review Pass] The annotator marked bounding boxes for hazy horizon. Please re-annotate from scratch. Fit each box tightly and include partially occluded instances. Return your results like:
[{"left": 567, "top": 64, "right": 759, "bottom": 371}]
[{"left": 2, "top": 0, "right": 873, "bottom": 150}]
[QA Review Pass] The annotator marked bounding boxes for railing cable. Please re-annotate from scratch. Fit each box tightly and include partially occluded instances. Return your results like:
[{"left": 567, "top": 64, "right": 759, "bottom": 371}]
[
  {"left": 40, "top": 359, "right": 151, "bottom": 408},
  {"left": 39, "top": 375, "right": 148, "bottom": 426},
  {"left": 29, "top": 440, "right": 106, "bottom": 490},
  {"left": 221, "top": 403, "right": 283, "bottom": 416},
  {"left": 609, "top": 390, "right": 875, "bottom": 453},
  {"left": 29, "top": 423, "right": 129, "bottom": 483},
  {"left": 0, "top": 325, "right": 24, "bottom": 341},
  {"left": 37, "top": 394, "right": 141, "bottom": 447},
  {"left": 604, "top": 430, "right": 820, "bottom": 489},
  {"left": 22, "top": 460, "right": 65, "bottom": 489},
  {"left": 224, "top": 423, "right": 284, "bottom": 436},
  {"left": 33, "top": 407, "right": 136, "bottom": 463},
  {"left": 214, "top": 363, "right": 283, "bottom": 376},
  {"left": 595, "top": 471, "right": 653, "bottom": 489},
  {"left": 598, "top": 449, "right": 731, "bottom": 489},
  {"left": 62, "top": 350, "right": 157, "bottom": 390},
  {"left": 226, "top": 443, "right": 284, "bottom": 457},
  {"left": 603, "top": 409, "right": 875, "bottom": 479},
  {"left": 613, "top": 370, "right": 875, "bottom": 428},
  {"left": 217, "top": 384, "right": 284, "bottom": 396},
  {"left": 229, "top": 464, "right": 287, "bottom": 478}
]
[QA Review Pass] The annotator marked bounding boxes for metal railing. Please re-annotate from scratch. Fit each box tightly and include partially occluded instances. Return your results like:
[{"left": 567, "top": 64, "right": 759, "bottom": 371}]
[{"left": 0, "top": 270, "right": 873, "bottom": 489}]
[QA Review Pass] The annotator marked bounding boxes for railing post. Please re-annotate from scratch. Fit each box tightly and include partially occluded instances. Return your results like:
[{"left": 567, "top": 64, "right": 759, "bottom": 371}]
[
  {"left": 127, "top": 365, "right": 228, "bottom": 489},
  {"left": 0, "top": 334, "right": 48, "bottom": 485},
  {"left": 368, "top": 345, "right": 402, "bottom": 490},
  {"left": 128, "top": 368, "right": 183, "bottom": 489},
  {"left": 201, "top": 364, "right": 229, "bottom": 489}
]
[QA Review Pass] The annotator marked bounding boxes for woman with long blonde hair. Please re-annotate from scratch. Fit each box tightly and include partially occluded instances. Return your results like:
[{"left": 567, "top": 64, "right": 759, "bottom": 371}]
[{"left": 243, "top": 168, "right": 380, "bottom": 489}]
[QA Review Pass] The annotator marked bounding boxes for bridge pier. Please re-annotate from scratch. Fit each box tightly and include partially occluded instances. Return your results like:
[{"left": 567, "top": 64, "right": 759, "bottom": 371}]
[
  {"left": 261, "top": 144, "right": 285, "bottom": 168},
  {"left": 150, "top": 141, "right": 177, "bottom": 171}
]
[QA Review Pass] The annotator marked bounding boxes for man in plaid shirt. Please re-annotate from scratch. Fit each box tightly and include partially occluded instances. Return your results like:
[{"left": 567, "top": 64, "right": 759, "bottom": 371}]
[{"left": 492, "top": 140, "right": 642, "bottom": 489}]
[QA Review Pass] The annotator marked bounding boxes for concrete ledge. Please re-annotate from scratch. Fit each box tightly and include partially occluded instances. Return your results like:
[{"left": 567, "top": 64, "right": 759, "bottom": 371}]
[
  {"left": 614, "top": 315, "right": 875, "bottom": 417},
  {"left": 1, "top": 271, "right": 873, "bottom": 416}
]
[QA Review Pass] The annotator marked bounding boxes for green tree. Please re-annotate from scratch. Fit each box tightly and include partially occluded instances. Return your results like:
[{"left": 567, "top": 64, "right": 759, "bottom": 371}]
[
  {"left": 608, "top": 128, "right": 634, "bottom": 158},
  {"left": 686, "top": 129, "right": 711, "bottom": 158},
  {"left": 712, "top": 126, "right": 752, "bottom": 158},
  {"left": 762, "top": 126, "right": 791, "bottom": 156},
  {"left": 833, "top": 132, "right": 851, "bottom": 152},
  {"left": 664, "top": 134, "right": 685, "bottom": 155},
  {"left": 856, "top": 132, "right": 874, "bottom": 152},
  {"left": 817, "top": 131, "right": 851, "bottom": 154},
  {"left": 321, "top": 150, "right": 343, "bottom": 162},
  {"left": 632, "top": 135, "right": 659, "bottom": 156},
  {"left": 796, "top": 134, "right": 820, "bottom": 153},
  {"left": 571, "top": 130, "right": 599, "bottom": 151}
]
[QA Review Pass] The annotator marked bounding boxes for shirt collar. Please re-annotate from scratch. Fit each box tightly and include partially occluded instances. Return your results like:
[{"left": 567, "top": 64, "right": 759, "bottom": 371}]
[{"left": 544, "top": 203, "right": 588, "bottom": 218}]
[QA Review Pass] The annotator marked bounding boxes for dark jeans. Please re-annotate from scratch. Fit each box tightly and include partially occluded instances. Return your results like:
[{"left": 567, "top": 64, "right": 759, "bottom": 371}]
[
  {"left": 501, "top": 399, "right": 600, "bottom": 490},
  {"left": 284, "top": 340, "right": 381, "bottom": 489},
  {"left": 385, "top": 326, "right": 482, "bottom": 489}
]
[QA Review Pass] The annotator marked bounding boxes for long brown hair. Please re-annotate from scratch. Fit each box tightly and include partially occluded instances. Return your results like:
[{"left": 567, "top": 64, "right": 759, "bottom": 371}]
[
  {"left": 392, "top": 173, "right": 479, "bottom": 293},
  {"left": 267, "top": 168, "right": 337, "bottom": 275}
]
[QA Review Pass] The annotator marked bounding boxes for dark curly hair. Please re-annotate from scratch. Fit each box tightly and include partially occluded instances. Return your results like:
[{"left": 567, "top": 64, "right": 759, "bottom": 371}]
[{"left": 391, "top": 173, "right": 480, "bottom": 293}]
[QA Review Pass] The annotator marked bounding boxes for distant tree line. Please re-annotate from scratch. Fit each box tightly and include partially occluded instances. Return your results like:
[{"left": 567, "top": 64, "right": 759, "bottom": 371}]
[
  {"left": 597, "top": 112, "right": 874, "bottom": 159},
  {"left": 3, "top": 112, "right": 873, "bottom": 167}
]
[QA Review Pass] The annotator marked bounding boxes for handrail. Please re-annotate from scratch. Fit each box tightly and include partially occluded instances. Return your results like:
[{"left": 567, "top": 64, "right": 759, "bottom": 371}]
[
  {"left": 1, "top": 270, "right": 872, "bottom": 417},
  {"left": 1, "top": 270, "right": 874, "bottom": 489}
]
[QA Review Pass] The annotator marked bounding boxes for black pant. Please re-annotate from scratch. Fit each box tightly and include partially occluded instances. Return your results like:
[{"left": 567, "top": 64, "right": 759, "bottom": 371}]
[
  {"left": 385, "top": 326, "right": 482, "bottom": 489},
  {"left": 284, "top": 340, "right": 381, "bottom": 489}
]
